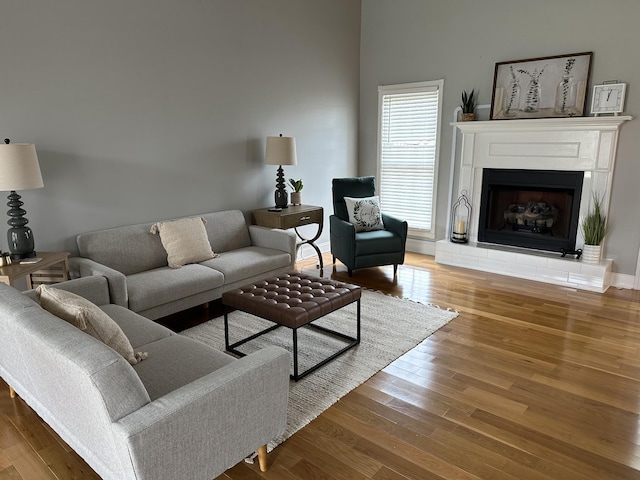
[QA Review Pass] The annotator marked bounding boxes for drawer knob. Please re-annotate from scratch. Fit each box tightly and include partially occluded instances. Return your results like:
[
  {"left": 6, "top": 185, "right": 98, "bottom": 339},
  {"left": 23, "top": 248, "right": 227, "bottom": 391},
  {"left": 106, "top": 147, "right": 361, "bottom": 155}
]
[{"left": 300, "top": 216, "right": 311, "bottom": 221}]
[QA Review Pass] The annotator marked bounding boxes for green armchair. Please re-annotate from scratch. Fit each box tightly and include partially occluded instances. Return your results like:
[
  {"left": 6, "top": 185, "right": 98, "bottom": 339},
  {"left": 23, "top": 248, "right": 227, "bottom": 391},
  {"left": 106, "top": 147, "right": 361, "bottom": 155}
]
[{"left": 330, "top": 176, "right": 408, "bottom": 276}]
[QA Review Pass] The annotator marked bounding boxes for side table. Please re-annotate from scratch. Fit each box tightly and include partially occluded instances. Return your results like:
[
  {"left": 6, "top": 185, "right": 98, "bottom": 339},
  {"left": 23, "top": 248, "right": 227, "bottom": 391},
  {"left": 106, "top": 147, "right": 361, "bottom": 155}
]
[
  {"left": 0, "top": 251, "right": 70, "bottom": 289},
  {"left": 252, "top": 205, "right": 324, "bottom": 269}
]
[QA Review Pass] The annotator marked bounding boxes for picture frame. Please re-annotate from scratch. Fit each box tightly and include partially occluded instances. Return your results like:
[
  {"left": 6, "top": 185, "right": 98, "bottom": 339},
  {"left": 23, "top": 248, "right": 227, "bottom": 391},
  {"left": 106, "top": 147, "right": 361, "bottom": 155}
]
[{"left": 490, "top": 52, "right": 592, "bottom": 120}]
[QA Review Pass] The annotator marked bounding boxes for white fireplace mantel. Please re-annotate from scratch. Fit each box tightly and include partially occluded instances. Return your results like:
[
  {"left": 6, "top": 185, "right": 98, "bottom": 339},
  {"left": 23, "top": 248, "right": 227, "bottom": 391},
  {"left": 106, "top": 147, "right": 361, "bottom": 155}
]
[{"left": 435, "top": 115, "right": 632, "bottom": 292}]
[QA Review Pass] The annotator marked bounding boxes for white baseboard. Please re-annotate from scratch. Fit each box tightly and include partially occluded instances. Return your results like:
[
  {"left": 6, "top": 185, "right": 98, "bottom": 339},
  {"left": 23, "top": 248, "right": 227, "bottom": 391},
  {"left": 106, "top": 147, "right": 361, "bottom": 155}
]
[
  {"left": 611, "top": 272, "right": 636, "bottom": 290},
  {"left": 406, "top": 237, "right": 436, "bottom": 256}
]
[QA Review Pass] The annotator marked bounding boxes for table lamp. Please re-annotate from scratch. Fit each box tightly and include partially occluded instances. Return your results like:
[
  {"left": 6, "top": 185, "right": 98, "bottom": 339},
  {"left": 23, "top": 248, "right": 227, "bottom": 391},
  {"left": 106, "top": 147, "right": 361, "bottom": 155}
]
[
  {"left": 265, "top": 134, "right": 297, "bottom": 208},
  {"left": 0, "top": 139, "right": 44, "bottom": 259}
]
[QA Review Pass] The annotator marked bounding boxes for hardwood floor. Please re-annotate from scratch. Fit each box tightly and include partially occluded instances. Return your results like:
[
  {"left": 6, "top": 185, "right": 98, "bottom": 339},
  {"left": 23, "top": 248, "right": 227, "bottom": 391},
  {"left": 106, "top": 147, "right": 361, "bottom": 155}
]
[{"left": 2, "top": 253, "right": 640, "bottom": 479}]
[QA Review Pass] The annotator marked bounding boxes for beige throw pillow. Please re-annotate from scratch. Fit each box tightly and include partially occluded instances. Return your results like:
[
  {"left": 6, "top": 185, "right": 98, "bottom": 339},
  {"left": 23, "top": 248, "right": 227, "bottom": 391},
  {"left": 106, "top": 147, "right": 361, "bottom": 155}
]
[
  {"left": 150, "top": 217, "right": 217, "bottom": 268},
  {"left": 36, "top": 285, "right": 147, "bottom": 365}
]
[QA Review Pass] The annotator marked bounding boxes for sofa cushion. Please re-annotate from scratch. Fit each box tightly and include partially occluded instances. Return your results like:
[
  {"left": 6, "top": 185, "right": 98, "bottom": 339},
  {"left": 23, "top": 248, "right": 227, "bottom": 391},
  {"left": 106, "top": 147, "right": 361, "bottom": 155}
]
[
  {"left": 344, "top": 195, "right": 385, "bottom": 232},
  {"left": 100, "top": 304, "right": 174, "bottom": 349},
  {"left": 133, "top": 335, "right": 235, "bottom": 400},
  {"left": 200, "top": 246, "right": 291, "bottom": 284},
  {"left": 201, "top": 210, "right": 252, "bottom": 253},
  {"left": 126, "top": 264, "right": 225, "bottom": 313},
  {"left": 36, "top": 285, "right": 147, "bottom": 365},
  {"left": 151, "top": 217, "right": 217, "bottom": 268}
]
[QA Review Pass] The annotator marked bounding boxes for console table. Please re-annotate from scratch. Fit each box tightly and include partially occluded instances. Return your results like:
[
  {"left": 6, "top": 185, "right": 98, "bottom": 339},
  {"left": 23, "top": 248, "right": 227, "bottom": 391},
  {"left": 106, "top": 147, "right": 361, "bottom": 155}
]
[
  {"left": 252, "top": 204, "right": 324, "bottom": 269},
  {"left": 0, "top": 251, "right": 70, "bottom": 289}
]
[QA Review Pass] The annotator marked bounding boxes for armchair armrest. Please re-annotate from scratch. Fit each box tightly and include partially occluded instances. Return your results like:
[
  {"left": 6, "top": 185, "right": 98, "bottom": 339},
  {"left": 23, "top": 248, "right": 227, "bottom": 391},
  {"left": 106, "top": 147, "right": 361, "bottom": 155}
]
[
  {"left": 112, "top": 346, "right": 289, "bottom": 480},
  {"left": 68, "top": 257, "right": 128, "bottom": 307},
  {"left": 382, "top": 213, "right": 409, "bottom": 245},
  {"left": 330, "top": 215, "right": 356, "bottom": 266},
  {"left": 249, "top": 225, "right": 297, "bottom": 267}
]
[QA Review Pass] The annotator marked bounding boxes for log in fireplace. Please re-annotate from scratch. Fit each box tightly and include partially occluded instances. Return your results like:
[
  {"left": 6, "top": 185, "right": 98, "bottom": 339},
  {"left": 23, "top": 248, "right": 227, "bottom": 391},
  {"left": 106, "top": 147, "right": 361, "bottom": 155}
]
[{"left": 477, "top": 169, "right": 584, "bottom": 253}]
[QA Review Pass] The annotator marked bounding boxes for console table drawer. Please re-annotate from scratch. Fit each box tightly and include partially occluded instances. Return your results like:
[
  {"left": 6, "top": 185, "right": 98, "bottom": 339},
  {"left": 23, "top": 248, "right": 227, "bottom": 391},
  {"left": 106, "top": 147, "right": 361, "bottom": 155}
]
[{"left": 281, "top": 208, "right": 323, "bottom": 229}]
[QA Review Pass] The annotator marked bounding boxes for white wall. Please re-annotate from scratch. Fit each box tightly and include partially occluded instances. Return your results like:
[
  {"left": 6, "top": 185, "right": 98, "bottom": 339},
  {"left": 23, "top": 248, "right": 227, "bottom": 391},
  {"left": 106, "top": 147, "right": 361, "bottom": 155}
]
[
  {"left": 0, "top": 0, "right": 360, "bottom": 254},
  {"left": 360, "top": 0, "right": 640, "bottom": 275}
]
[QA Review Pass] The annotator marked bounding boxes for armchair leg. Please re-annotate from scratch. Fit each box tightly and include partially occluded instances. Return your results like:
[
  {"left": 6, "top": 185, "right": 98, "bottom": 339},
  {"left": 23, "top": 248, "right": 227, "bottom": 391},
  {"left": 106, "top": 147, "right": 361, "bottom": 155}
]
[
  {"left": 9, "top": 386, "right": 16, "bottom": 398},
  {"left": 348, "top": 268, "right": 353, "bottom": 277},
  {"left": 258, "top": 445, "right": 268, "bottom": 472},
  {"left": 393, "top": 264, "right": 398, "bottom": 276},
  {"left": 332, "top": 255, "right": 336, "bottom": 264}
]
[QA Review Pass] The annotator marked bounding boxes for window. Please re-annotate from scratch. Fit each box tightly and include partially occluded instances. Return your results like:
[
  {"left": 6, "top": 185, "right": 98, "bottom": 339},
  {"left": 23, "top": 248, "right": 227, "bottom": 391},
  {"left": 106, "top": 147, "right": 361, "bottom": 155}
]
[{"left": 377, "top": 80, "right": 443, "bottom": 239}]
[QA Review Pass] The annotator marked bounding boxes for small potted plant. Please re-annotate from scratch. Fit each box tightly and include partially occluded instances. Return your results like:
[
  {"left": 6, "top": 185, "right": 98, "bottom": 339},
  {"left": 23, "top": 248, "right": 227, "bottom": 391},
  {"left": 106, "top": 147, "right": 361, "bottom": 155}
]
[
  {"left": 288, "top": 178, "right": 303, "bottom": 205},
  {"left": 581, "top": 193, "right": 610, "bottom": 264},
  {"left": 461, "top": 89, "right": 476, "bottom": 121}
]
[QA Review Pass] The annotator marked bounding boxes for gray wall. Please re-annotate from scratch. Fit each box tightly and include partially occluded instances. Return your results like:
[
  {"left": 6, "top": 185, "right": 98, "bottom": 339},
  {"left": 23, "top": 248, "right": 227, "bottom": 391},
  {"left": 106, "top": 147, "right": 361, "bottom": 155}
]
[
  {"left": 360, "top": 0, "right": 640, "bottom": 275},
  {"left": 0, "top": 0, "right": 361, "bottom": 255}
]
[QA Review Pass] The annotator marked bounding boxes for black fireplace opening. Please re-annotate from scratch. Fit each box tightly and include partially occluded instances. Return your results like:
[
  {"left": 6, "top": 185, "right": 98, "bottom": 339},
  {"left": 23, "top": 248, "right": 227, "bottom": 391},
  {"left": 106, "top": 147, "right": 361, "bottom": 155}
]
[{"left": 478, "top": 169, "right": 584, "bottom": 253}]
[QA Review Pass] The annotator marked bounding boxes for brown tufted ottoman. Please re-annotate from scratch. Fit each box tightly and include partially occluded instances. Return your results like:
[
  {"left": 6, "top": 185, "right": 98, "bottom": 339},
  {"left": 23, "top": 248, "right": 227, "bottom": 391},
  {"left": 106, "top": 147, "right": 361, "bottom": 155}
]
[{"left": 222, "top": 272, "right": 361, "bottom": 381}]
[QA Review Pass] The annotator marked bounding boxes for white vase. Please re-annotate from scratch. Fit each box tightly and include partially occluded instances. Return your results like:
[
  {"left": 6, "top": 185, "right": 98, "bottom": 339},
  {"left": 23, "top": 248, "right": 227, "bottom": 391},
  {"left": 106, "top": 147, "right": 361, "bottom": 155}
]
[{"left": 582, "top": 244, "right": 602, "bottom": 264}]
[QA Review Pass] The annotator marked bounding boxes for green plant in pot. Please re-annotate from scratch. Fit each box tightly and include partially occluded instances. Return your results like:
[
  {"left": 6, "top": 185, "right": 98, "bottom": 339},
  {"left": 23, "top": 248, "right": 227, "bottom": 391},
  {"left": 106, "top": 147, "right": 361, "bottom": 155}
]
[
  {"left": 288, "top": 178, "right": 303, "bottom": 205},
  {"left": 461, "top": 89, "right": 476, "bottom": 121},
  {"left": 581, "top": 193, "right": 610, "bottom": 264}
]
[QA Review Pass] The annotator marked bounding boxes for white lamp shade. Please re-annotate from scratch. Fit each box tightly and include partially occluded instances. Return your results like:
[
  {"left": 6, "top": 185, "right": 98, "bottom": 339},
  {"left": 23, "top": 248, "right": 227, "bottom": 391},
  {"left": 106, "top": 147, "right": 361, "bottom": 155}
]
[
  {"left": 0, "top": 143, "right": 44, "bottom": 191},
  {"left": 265, "top": 136, "right": 297, "bottom": 166}
]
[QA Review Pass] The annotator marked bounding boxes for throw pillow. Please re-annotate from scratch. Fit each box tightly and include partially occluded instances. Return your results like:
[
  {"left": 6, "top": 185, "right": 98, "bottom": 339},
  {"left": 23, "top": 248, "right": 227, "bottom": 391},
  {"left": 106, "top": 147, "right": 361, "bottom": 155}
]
[
  {"left": 36, "top": 285, "right": 147, "bottom": 365},
  {"left": 344, "top": 196, "right": 385, "bottom": 232},
  {"left": 150, "top": 216, "right": 217, "bottom": 268}
]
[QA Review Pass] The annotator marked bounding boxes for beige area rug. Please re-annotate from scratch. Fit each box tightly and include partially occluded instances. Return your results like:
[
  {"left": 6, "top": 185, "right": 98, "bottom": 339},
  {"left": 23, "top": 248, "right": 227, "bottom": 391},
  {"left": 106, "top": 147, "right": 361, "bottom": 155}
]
[{"left": 181, "top": 289, "right": 458, "bottom": 451}]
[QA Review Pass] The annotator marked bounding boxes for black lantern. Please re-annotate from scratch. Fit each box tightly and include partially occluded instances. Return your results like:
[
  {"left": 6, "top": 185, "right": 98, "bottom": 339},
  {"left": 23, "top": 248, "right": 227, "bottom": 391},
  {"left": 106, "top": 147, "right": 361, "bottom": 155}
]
[{"left": 450, "top": 191, "right": 471, "bottom": 244}]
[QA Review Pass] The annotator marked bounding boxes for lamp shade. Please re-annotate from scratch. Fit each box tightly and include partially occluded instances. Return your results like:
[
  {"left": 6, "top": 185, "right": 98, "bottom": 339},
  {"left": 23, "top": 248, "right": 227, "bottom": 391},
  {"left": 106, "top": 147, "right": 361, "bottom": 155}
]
[
  {"left": 0, "top": 143, "right": 44, "bottom": 191},
  {"left": 265, "top": 136, "right": 297, "bottom": 166}
]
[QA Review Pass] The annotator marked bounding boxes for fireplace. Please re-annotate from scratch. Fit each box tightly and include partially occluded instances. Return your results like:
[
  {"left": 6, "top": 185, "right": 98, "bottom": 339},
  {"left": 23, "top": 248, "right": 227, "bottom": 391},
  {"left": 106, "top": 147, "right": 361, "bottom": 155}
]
[
  {"left": 478, "top": 169, "right": 583, "bottom": 253},
  {"left": 434, "top": 116, "right": 631, "bottom": 292}
]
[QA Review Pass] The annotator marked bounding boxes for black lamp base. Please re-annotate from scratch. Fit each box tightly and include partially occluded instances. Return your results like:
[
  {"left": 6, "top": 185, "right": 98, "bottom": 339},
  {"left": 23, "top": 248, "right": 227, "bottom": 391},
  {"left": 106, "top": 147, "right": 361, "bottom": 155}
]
[
  {"left": 274, "top": 165, "right": 289, "bottom": 208},
  {"left": 6, "top": 191, "right": 37, "bottom": 259}
]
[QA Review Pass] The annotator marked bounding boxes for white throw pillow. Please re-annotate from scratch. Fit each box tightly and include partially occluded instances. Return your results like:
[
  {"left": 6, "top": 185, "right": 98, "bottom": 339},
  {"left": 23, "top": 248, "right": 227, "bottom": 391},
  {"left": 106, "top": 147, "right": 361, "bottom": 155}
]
[
  {"left": 150, "top": 217, "right": 217, "bottom": 268},
  {"left": 36, "top": 285, "right": 147, "bottom": 365},
  {"left": 344, "top": 196, "right": 385, "bottom": 232}
]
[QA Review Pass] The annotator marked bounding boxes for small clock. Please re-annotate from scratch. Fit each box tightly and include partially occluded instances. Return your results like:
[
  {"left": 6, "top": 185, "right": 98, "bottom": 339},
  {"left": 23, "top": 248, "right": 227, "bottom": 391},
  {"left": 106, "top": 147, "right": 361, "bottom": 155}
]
[{"left": 591, "top": 83, "right": 627, "bottom": 115}]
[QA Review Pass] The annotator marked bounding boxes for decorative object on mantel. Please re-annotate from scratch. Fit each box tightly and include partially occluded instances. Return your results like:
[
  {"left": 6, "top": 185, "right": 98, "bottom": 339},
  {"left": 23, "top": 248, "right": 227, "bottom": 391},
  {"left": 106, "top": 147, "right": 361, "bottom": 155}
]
[
  {"left": 490, "top": 51, "right": 592, "bottom": 120},
  {"left": 265, "top": 134, "right": 297, "bottom": 209},
  {"left": 450, "top": 190, "right": 471, "bottom": 243},
  {"left": 581, "top": 193, "right": 610, "bottom": 264},
  {"left": 460, "top": 89, "right": 476, "bottom": 121},
  {"left": 591, "top": 82, "right": 627, "bottom": 116},
  {"left": 0, "top": 139, "right": 44, "bottom": 259},
  {"left": 288, "top": 178, "right": 303, "bottom": 205}
]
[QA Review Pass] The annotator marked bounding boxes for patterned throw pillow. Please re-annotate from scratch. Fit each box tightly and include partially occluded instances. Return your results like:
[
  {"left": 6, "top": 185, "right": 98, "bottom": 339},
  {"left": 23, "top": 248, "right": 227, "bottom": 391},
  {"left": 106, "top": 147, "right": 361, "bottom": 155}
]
[
  {"left": 344, "top": 196, "right": 385, "bottom": 232},
  {"left": 150, "top": 217, "right": 217, "bottom": 268}
]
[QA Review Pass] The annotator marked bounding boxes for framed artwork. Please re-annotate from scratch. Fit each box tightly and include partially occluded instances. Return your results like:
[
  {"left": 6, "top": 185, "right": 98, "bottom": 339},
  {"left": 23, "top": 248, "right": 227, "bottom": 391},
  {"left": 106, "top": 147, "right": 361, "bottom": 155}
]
[{"left": 490, "top": 52, "right": 592, "bottom": 120}]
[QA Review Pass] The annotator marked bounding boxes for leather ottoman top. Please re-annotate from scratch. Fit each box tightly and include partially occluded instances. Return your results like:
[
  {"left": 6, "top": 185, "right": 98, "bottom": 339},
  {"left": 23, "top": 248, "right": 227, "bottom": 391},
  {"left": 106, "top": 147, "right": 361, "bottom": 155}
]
[{"left": 222, "top": 272, "right": 361, "bottom": 329}]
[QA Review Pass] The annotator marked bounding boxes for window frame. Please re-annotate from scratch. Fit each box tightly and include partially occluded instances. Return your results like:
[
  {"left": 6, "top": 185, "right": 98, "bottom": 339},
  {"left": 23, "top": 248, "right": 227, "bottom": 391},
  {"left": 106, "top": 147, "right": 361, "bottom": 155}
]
[{"left": 376, "top": 79, "right": 444, "bottom": 240}]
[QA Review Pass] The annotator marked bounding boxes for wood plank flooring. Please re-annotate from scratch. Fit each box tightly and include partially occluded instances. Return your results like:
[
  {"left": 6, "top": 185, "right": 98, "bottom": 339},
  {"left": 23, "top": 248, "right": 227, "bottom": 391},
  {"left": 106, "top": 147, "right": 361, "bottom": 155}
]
[{"left": 2, "top": 252, "right": 640, "bottom": 479}]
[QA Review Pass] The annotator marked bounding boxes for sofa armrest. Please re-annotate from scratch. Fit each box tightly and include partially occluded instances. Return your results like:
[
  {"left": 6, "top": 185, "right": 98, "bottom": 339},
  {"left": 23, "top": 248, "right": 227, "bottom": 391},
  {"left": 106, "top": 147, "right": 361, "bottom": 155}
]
[
  {"left": 69, "top": 257, "right": 128, "bottom": 307},
  {"left": 112, "top": 346, "right": 289, "bottom": 480},
  {"left": 24, "top": 275, "right": 112, "bottom": 306},
  {"left": 248, "top": 225, "right": 297, "bottom": 266}
]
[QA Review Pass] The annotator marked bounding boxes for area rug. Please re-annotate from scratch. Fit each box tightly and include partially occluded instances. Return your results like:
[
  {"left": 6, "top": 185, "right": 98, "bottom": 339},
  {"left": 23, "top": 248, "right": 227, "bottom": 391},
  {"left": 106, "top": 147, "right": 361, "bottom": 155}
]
[{"left": 181, "top": 289, "right": 458, "bottom": 450}]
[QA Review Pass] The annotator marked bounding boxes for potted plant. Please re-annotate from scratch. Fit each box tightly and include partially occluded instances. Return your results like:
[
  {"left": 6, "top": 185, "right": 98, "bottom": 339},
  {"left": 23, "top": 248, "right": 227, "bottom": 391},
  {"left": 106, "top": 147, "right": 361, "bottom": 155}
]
[
  {"left": 288, "top": 178, "right": 303, "bottom": 205},
  {"left": 461, "top": 89, "right": 476, "bottom": 121},
  {"left": 581, "top": 193, "right": 610, "bottom": 264}
]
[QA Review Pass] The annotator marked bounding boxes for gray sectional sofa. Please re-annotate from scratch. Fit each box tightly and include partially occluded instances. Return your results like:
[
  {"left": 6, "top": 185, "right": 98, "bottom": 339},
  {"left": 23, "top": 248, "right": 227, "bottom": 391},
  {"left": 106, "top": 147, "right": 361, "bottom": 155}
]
[
  {"left": 0, "top": 275, "right": 290, "bottom": 480},
  {"left": 70, "top": 210, "right": 297, "bottom": 320}
]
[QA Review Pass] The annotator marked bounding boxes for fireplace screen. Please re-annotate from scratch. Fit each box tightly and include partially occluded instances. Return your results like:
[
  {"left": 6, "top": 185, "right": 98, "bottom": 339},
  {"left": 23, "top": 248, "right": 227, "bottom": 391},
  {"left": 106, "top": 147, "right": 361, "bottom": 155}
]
[{"left": 478, "top": 169, "right": 583, "bottom": 252}]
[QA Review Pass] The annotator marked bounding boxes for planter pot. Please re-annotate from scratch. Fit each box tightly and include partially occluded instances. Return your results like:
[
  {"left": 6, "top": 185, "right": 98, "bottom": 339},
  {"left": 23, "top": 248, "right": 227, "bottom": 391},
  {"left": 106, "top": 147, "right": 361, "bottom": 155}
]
[
  {"left": 582, "top": 244, "right": 602, "bottom": 264},
  {"left": 291, "top": 192, "right": 302, "bottom": 205},
  {"left": 460, "top": 112, "right": 476, "bottom": 121}
]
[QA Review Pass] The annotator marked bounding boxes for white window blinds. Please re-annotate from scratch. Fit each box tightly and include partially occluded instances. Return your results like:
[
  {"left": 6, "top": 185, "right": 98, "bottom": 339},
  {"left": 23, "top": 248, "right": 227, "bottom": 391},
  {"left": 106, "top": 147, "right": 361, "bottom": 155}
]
[{"left": 378, "top": 80, "right": 443, "bottom": 239}]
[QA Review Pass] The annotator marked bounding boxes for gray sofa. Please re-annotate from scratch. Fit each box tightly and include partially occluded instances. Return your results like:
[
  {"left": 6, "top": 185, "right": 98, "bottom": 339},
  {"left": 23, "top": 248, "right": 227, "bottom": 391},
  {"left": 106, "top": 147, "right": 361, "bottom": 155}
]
[
  {"left": 70, "top": 210, "right": 297, "bottom": 320},
  {"left": 0, "top": 276, "right": 290, "bottom": 480}
]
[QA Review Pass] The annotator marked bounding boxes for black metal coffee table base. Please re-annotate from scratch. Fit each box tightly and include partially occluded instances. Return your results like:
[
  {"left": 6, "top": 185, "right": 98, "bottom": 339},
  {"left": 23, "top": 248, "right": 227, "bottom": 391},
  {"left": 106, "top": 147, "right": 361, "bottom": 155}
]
[{"left": 224, "top": 299, "right": 361, "bottom": 381}]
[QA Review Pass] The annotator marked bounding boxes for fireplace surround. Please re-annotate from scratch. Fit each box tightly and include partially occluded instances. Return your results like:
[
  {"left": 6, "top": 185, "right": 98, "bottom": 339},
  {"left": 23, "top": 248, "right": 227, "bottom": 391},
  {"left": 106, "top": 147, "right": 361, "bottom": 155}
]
[{"left": 435, "top": 116, "right": 631, "bottom": 292}]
